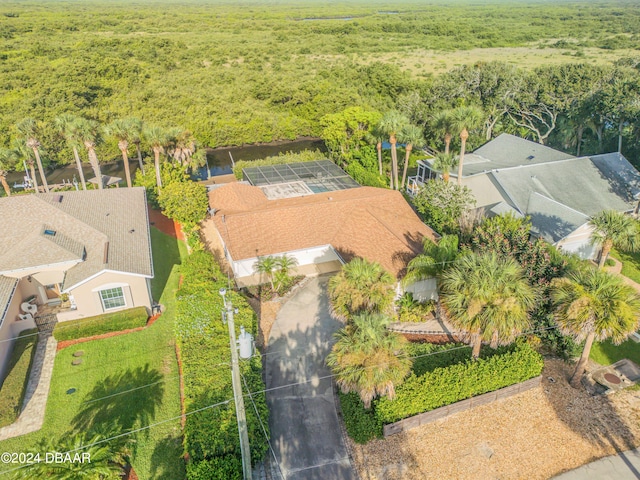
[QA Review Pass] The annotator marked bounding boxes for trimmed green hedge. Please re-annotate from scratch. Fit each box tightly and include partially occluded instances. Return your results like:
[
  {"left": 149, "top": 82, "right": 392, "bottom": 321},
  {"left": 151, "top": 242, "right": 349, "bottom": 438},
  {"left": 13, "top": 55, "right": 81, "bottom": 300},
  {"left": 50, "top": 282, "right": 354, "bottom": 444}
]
[
  {"left": 232, "top": 149, "right": 325, "bottom": 179},
  {"left": 0, "top": 329, "right": 38, "bottom": 427},
  {"left": 176, "top": 250, "right": 269, "bottom": 478},
  {"left": 52, "top": 306, "right": 149, "bottom": 342},
  {"left": 376, "top": 341, "right": 544, "bottom": 424},
  {"left": 339, "top": 341, "right": 543, "bottom": 443}
]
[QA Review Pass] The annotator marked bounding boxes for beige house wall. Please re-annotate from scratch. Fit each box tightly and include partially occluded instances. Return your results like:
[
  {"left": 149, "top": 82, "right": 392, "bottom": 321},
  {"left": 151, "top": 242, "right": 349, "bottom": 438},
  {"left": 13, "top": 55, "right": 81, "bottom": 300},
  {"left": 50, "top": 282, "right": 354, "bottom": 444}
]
[
  {"left": 555, "top": 223, "right": 597, "bottom": 259},
  {"left": 57, "top": 271, "right": 152, "bottom": 322}
]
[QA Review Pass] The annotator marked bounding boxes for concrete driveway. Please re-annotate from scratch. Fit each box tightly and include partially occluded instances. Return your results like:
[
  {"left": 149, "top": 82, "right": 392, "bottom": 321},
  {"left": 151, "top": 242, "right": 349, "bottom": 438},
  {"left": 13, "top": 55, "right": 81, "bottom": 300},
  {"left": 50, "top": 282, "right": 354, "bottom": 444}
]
[{"left": 266, "top": 276, "right": 355, "bottom": 480}]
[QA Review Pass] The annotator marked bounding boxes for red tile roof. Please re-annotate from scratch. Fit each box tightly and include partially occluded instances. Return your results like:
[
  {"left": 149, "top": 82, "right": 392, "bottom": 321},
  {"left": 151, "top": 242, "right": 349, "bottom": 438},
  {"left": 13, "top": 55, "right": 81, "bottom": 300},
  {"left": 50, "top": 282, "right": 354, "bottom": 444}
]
[{"left": 209, "top": 183, "right": 437, "bottom": 278}]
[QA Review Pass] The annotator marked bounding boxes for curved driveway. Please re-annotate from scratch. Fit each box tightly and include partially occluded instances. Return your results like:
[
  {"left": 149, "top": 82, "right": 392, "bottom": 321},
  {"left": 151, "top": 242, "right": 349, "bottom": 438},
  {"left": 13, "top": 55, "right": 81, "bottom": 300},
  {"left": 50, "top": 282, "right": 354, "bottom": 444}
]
[{"left": 266, "top": 276, "right": 355, "bottom": 480}]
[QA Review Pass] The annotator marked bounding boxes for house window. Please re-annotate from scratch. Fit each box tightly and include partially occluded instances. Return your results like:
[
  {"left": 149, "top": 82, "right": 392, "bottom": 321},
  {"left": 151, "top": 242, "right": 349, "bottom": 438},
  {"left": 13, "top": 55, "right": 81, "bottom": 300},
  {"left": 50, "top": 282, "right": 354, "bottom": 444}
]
[{"left": 99, "top": 287, "right": 126, "bottom": 310}]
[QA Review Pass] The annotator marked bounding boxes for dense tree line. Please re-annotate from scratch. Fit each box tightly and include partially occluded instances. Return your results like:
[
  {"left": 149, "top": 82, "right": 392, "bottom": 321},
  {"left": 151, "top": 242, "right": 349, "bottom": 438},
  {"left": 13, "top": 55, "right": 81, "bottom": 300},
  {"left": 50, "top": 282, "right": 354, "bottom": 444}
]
[{"left": 1, "top": 1, "right": 640, "bottom": 171}]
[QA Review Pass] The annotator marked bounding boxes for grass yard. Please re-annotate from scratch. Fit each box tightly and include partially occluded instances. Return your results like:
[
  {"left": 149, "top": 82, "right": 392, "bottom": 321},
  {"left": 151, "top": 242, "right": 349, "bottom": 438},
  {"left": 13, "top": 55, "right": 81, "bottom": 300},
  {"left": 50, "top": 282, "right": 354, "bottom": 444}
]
[
  {"left": 610, "top": 248, "right": 640, "bottom": 284},
  {"left": 590, "top": 339, "right": 640, "bottom": 367},
  {"left": 0, "top": 330, "right": 38, "bottom": 428},
  {"left": 0, "top": 227, "right": 187, "bottom": 479}
]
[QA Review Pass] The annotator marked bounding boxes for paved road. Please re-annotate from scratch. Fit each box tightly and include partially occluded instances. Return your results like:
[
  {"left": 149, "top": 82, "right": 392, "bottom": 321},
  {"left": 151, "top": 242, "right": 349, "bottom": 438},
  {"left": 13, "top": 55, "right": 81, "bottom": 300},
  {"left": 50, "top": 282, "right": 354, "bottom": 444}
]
[
  {"left": 553, "top": 448, "right": 640, "bottom": 480},
  {"left": 266, "top": 276, "right": 355, "bottom": 480}
]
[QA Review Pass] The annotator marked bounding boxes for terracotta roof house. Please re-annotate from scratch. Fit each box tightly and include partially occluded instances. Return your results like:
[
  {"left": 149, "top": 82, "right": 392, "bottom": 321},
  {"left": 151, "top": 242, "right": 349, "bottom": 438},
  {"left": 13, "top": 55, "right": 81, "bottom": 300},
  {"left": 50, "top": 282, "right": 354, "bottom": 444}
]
[
  {"left": 407, "top": 134, "right": 640, "bottom": 259},
  {"left": 205, "top": 164, "right": 437, "bottom": 287},
  {"left": 0, "top": 187, "right": 154, "bottom": 377}
]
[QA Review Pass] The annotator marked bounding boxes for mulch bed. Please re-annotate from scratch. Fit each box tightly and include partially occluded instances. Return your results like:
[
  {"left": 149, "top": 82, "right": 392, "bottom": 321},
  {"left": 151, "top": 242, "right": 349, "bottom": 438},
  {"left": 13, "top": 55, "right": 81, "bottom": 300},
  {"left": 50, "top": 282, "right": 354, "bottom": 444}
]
[
  {"left": 147, "top": 206, "right": 185, "bottom": 240},
  {"left": 56, "top": 313, "right": 162, "bottom": 351}
]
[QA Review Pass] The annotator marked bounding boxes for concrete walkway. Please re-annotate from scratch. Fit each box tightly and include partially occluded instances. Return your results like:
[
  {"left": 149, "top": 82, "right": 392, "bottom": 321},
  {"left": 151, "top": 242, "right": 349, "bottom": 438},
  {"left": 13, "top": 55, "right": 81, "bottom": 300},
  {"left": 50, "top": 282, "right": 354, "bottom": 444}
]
[
  {"left": 266, "top": 276, "right": 355, "bottom": 480},
  {"left": 553, "top": 448, "right": 640, "bottom": 479},
  {"left": 0, "top": 331, "right": 57, "bottom": 441}
]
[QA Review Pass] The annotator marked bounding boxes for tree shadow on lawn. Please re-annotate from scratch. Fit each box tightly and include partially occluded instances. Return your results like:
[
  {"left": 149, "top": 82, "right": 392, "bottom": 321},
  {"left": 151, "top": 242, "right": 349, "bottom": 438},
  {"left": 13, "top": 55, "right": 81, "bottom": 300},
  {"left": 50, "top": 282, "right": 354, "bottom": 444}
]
[
  {"left": 150, "top": 227, "right": 183, "bottom": 302},
  {"left": 72, "top": 364, "right": 165, "bottom": 453},
  {"left": 150, "top": 431, "right": 185, "bottom": 480}
]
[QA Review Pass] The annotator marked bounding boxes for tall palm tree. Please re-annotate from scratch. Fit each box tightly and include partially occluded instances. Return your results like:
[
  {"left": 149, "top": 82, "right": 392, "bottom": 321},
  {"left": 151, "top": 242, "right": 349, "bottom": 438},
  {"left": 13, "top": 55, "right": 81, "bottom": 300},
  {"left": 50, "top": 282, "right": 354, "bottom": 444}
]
[
  {"left": 552, "top": 267, "right": 640, "bottom": 388},
  {"left": 129, "top": 117, "right": 145, "bottom": 175},
  {"left": 432, "top": 109, "right": 455, "bottom": 155},
  {"left": 398, "top": 124, "right": 425, "bottom": 189},
  {"left": 76, "top": 119, "right": 104, "bottom": 189},
  {"left": 379, "top": 111, "right": 409, "bottom": 190},
  {"left": 431, "top": 152, "right": 458, "bottom": 183},
  {"left": 451, "top": 106, "right": 484, "bottom": 186},
  {"left": 439, "top": 252, "right": 538, "bottom": 359},
  {"left": 0, "top": 148, "right": 14, "bottom": 196},
  {"left": 170, "top": 130, "right": 196, "bottom": 167},
  {"left": 403, "top": 234, "right": 460, "bottom": 286},
  {"left": 55, "top": 113, "right": 87, "bottom": 191},
  {"left": 144, "top": 126, "right": 171, "bottom": 190},
  {"left": 253, "top": 256, "right": 278, "bottom": 290},
  {"left": 326, "top": 313, "right": 412, "bottom": 409},
  {"left": 16, "top": 118, "right": 49, "bottom": 193},
  {"left": 11, "top": 140, "right": 38, "bottom": 192},
  {"left": 589, "top": 210, "right": 640, "bottom": 268},
  {"left": 328, "top": 257, "right": 395, "bottom": 321},
  {"left": 104, "top": 119, "right": 137, "bottom": 188}
]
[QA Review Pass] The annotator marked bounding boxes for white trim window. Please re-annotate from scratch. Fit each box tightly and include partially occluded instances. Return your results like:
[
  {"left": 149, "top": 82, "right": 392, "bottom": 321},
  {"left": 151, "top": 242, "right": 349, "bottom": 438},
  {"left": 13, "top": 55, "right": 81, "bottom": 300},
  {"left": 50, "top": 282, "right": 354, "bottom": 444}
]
[{"left": 99, "top": 287, "right": 126, "bottom": 311}]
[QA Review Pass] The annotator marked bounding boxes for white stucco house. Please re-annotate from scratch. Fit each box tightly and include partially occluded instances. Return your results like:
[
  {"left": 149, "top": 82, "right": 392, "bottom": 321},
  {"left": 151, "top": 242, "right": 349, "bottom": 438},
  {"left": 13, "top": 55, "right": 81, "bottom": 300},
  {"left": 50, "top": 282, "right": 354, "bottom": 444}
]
[
  {"left": 408, "top": 134, "right": 640, "bottom": 259},
  {"left": 0, "top": 187, "right": 154, "bottom": 378}
]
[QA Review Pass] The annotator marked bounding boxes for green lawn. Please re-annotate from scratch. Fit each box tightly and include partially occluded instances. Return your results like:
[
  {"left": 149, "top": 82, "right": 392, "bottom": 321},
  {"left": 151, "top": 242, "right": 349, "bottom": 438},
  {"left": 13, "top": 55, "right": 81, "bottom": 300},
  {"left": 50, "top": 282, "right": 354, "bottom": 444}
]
[
  {"left": 0, "top": 330, "right": 38, "bottom": 428},
  {"left": 0, "top": 227, "right": 187, "bottom": 479},
  {"left": 609, "top": 248, "right": 640, "bottom": 284},
  {"left": 590, "top": 339, "right": 640, "bottom": 366}
]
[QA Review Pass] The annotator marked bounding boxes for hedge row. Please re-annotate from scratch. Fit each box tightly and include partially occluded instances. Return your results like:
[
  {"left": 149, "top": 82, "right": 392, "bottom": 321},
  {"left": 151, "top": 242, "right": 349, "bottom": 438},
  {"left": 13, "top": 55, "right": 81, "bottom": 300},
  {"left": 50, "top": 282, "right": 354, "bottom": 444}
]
[
  {"left": 375, "top": 341, "right": 544, "bottom": 424},
  {"left": 340, "top": 341, "right": 543, "bottom": 443},
  {"left": 52, "top": 306, "right": 149, "bottom": 342},
  {"left": 232, "top": 149, "right": 325, "bottom": 179},
  {"left": 0, "top": 329, "right": 38, "bottom": 427},
  {"left": 176, "top": 250, "right": 269, "bottom": 479}
]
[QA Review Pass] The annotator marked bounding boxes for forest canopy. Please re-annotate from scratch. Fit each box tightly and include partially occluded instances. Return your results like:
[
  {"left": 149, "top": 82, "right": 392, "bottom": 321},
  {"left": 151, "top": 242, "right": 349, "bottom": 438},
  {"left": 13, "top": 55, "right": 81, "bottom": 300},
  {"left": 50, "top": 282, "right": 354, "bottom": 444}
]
[{"left": 1, "top": 0, "right": 639, "bottom": 167}]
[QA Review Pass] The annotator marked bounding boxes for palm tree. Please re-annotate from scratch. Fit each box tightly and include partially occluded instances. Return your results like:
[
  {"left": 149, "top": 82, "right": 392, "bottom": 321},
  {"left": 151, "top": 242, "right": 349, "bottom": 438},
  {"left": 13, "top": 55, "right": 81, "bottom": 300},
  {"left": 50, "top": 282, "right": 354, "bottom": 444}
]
[
  {"left": 11, "top": 140, "right": 38, "bottom": 192},
  {"left": 16, "top": 118, "right": 49, "bottom": 193},
  {"left": 328, "top": 257, "right": 395, "bottom": 321},
  {"left": 552, "top": 267, "right": 640, "bottom": 388},
  {"left": 379, "top": 111, "right": 409, "bottom": 190},
  {"left": 170, "top": 130, "right": 196, "bottom": 167},
  {"left": 129, "top": 118, "right": 145, "bottom": 175},
  {"left": 432, "top": 109, "right": 455, "bottom": 155},
  {"left": 366, "top": 124, "right": 385, "bottom": 175},
  {"left": 144, "top": 126, "right": 171, "bottom": 190},
  {"left": 398, "top": 124, "right": 425, "bottom": 190},
  {"left": 431, "top": 152, "right": 458, "bottom": 183},
  {"left": 253, "top": 256, "right": 278, "bottom": 290},
  {"left": 15, "top": 431, "right": 131, "bottom": 479},
  {"left": 76, "top": 119, "right": 104, "bottom": 189},
  {"left": 589, "top": 210, "right": 640, "bottom": 268},
  {"left": 104, "top": 119, "right": 137, "bottom": 188},
  {"left": 55, "top": 113, "right": 87, "bottom": 191},
  {"left": 439, "top": 252, "right": 538, "bottom": 359},
  {"left": 326, "top": 313, "right": 412, "bottom": 408},
  {"left": 274, "top": 254, "right": 299, "bottom": 292},
  {"left": 450, "top": 106, "right": 484, "bottom": 185},
  {"left": 403, "top": 234, "right": 460, "bottom": 286},
  {"left": 0, "top": 149, "right": 14, "bottom": 196}
]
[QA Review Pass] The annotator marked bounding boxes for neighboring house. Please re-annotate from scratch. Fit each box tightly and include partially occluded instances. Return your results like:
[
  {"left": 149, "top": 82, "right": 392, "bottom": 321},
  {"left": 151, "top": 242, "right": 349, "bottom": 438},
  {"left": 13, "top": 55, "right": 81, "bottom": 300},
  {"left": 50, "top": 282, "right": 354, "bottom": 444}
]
[
  {"left": 206, "top": 161, "right": 438, "bottom": 295},
  {"left": 408, "top": 134, "right": 640, "bottom": 259},
  {"left": 0, "top": 187, "right": 154, "bottom": 377}
]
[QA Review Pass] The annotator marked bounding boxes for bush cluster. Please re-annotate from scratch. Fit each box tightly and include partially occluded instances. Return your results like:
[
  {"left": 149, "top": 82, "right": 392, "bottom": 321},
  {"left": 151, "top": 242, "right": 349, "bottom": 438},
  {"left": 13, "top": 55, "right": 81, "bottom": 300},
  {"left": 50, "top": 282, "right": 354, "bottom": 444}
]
[
  {"left": 52, "top": 306, "right": 149, "bottom": 342},
  {"left": 339, "top": 341, "right": 543, "bottom": 442},
  {"left": 176, "top": 250, "right": 269, "bottom": 478},
  {"left": 0, "top": 329, "right": 38, "bottom": 427}
]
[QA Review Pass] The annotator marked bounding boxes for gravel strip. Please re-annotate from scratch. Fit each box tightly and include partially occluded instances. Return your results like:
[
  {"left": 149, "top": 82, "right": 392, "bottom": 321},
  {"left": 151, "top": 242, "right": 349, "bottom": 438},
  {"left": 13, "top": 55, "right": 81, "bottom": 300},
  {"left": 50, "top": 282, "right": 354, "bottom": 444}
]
[{"left": 349, "top": 359, "right": 640, "bottom": 480}]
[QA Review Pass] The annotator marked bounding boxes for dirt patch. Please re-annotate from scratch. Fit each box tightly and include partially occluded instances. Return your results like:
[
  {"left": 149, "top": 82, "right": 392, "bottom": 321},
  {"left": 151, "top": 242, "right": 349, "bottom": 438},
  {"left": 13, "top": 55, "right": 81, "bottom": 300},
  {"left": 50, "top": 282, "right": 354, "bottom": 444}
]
[
  {"left": 350, "top": 358, "right": 640, "bottom": 480},
  {"left": 148, "top": 206, "right": 185, "bottom": 240}
]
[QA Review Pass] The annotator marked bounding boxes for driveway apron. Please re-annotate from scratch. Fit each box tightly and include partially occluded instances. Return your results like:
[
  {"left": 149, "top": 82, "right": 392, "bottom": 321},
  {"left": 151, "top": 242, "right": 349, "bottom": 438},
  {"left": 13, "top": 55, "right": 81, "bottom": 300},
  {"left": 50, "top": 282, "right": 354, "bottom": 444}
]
[{"left": 266, "top": 276, "right": 355, "bottom": 480}]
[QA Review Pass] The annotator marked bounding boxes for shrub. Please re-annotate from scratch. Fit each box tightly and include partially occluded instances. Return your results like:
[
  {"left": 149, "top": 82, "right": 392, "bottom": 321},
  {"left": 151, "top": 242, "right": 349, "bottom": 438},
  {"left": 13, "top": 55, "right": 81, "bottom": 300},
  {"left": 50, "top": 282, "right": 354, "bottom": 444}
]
[
  {"left": 405, "top": 342, "right": 472, "bottom": 377},
  {"left": 232, "top": 149, "right": 325, "bottom": 179},
  {"left": 176, "top": 250, "right": 269, "bottom": 477},
  {"left": 338, "top": 392, "right": 383, "bottom": 444},
  {"left": 345, "top": 161, "right": 387, "bottom": 188},
  {"left": 396, "top": 293, "right": 435, "bottom": 323},
  {"left": 52, "top": 306, "right": 149, "bottom": 342},
  {"left": 411, "top": 180, "right": 476, "bottom": 235},
  {"left": 134, "top": 161, "right": 189, "bottom": 207},
  {"left": 0, "top": 329, "right": 38, "bottom": 427},
  {"left": 604, "top": 258, "right": 616, "bottom": 267},
  {"left": 158, "top": 181, "right": 209, "bottom": 229},
  {"left": 374, "top": 341, "right": 544, "bottom": 424}
]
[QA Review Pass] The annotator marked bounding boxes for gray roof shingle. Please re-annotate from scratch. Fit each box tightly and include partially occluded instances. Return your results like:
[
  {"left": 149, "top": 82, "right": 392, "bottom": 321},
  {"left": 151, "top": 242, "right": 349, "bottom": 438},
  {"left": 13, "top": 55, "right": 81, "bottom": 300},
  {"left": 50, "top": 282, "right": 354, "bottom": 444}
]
[
  {"left": 0, "top": 276, "right": 18, "bottom": 327},
  {"left": 0, "top": 188, "right": 153, "bottom": 290}
]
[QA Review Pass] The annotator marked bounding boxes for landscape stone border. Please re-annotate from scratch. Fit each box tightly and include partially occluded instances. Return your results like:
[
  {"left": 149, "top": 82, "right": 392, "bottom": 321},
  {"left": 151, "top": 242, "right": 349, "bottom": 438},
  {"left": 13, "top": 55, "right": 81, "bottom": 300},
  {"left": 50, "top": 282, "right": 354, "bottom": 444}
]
[{"left": 383, "top": 376, "right": 542, "bottom": 437}]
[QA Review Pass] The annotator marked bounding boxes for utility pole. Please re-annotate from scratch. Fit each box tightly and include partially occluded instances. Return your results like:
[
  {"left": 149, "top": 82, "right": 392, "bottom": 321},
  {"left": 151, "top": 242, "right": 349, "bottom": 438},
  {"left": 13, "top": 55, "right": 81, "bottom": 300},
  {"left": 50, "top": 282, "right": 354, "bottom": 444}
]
[{"left": 219, "top": 288, "right": 252, "bottom": 480}]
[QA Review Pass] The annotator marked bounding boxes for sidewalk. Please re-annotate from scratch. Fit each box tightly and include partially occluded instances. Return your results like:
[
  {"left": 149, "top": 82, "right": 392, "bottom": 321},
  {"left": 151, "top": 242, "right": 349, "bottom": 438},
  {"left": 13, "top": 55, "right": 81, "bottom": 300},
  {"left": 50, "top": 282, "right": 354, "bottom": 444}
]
[{"left": 553, "top": 448, "right": 640, "bottom": 480}]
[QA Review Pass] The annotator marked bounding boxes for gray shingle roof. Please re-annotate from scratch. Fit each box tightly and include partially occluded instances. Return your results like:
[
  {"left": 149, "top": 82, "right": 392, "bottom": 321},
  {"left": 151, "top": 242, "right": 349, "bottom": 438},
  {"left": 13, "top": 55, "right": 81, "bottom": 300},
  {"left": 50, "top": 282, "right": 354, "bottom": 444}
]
[
  {"left": 526, "top": 193, "right": 589, "bottom": 243},
  {"left": 459, "top": 133, "right": 575, "bottom": 177},
  {"left": 0, "top": 187, "right": 153, "bottom": 290},
  {"left": 0, "top": 276, "right": 18, "bottom": 328}
]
